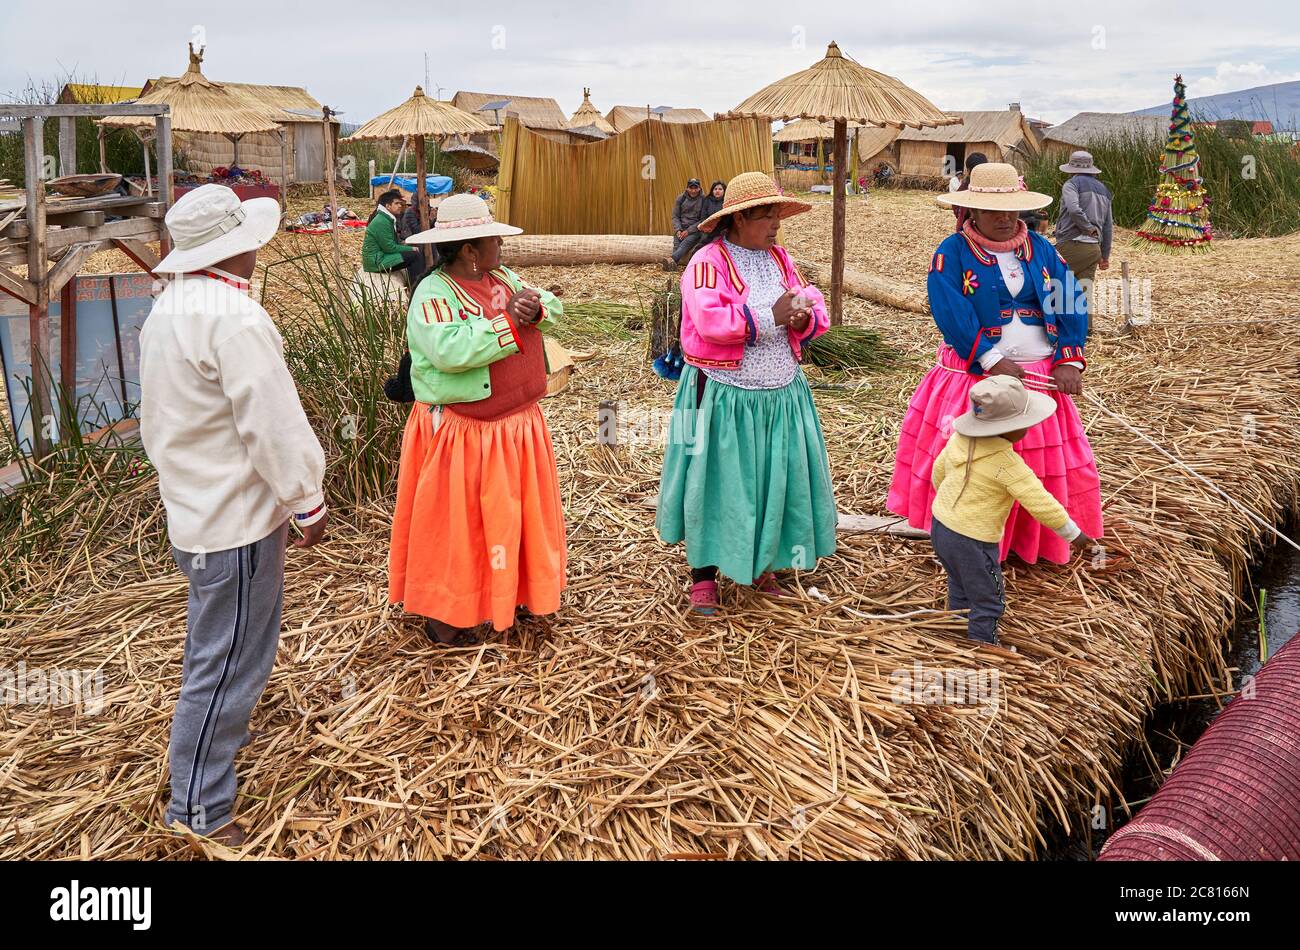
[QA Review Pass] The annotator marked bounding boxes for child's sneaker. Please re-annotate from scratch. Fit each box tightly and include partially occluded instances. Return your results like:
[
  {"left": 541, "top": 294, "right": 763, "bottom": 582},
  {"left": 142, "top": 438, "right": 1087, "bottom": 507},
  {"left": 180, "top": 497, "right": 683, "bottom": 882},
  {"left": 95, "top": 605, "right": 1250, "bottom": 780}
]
[{"left": 689, "top": 580, "right": 719, "bottom": 616}]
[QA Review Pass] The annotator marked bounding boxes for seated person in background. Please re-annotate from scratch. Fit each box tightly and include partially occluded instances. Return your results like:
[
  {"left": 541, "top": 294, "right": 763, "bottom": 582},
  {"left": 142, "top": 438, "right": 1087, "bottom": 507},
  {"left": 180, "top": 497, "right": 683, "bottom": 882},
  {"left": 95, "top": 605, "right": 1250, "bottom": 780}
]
[
  {"left": 363, "top": 189, "right": 426, "bottom": 291},
  {"left": 669, "top": 178, "right": 706, "bottom": 266},
  {"left": 701, "top": 180, "right": 727, "bottom": 221},
  {"left": 399, "top": 195, "right": 432, "bottom": 241},
  {"left": 951, "top": 152, "right": 988, "bottom": 232}
]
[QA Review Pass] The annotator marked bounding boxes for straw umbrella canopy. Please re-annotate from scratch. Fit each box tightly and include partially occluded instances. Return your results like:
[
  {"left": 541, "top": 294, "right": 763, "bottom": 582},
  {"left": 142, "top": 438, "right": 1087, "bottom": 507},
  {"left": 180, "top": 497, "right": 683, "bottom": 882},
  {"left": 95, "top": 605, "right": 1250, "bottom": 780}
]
[
  {"left": 725, "top": 41, "right": 959, "bottom": 323},
  {"left": 99, "top": 46, "right": 283, "bottom": 173},
  {"left": 346, "top": 86, "right": 492, "bottom": 257}
]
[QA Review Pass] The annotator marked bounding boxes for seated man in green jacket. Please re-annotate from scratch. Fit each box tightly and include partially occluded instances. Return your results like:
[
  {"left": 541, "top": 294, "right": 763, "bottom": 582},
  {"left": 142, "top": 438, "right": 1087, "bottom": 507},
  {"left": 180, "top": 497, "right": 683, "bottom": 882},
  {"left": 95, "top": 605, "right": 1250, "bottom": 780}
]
[{"left": 362, "top": 189, "right": 426, "bottom": 292}]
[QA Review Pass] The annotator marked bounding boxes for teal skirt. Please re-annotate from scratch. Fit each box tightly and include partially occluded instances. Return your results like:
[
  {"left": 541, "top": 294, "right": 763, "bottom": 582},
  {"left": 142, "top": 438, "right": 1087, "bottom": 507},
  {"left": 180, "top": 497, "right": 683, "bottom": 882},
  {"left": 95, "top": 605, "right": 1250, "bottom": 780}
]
[{"left": 656, "top": 365, "right": 838, "bottom": 585}]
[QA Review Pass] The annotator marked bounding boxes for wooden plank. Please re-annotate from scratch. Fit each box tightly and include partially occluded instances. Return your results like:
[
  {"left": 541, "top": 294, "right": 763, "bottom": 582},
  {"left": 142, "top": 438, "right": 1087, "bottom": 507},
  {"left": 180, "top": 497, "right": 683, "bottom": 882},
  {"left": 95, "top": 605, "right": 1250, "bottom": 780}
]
[
  {"left": 155, "top": 114, "right": 173, "bottom": 256},
  {"left": 45, "top": 210, "right": 106, "bottom": 229},
  {"left": 58, "top": 116, "right": 77, "bottom": 176},
  {"left": 46, "top": 242, "right": 97, "bottom": 296},
  {"left": 0, "top": 262, "right": 35, "bottom": 303},
  {"left": 59, "top": 281, "right": 76, "bottom": 396},
  {"left": 830, "top": 119, "right": 847, "bottom": 326},
  {"left": 23, "top": 116, "right": 52, "bottom": 458},
  {"left": 0, "top": 103, "right": 169, "bottom": 118},
  {"left": 638, "top": 494, "right": 930, "bottom": 539},
  {"left": 112, "top": 237, "right": 160, "bottom": 273},
  {"left": 0, "top": 216, "right": 160, "bottom": 265}
]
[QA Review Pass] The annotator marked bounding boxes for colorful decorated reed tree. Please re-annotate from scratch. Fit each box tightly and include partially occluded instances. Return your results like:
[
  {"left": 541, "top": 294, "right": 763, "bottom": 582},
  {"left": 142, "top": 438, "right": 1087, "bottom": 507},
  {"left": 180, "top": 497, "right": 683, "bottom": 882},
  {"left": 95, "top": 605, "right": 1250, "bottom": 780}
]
[{"left": 1136, "top": 74, "right": 1213, "bottom": 251}]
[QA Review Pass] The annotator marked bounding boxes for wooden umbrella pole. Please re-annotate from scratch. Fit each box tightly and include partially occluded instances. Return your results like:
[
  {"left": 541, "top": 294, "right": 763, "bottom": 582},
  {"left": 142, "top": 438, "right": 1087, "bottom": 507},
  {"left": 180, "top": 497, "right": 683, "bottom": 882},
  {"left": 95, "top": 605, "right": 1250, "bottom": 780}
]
[
  {"left": 388, "top": 136, "right": 409, "bottom": 188},
  {"left": 415, "top": 134, "right": 431, "bottom": 267},
  {"left": 830, "top": 118, "right": 847, "bottom": 325}
]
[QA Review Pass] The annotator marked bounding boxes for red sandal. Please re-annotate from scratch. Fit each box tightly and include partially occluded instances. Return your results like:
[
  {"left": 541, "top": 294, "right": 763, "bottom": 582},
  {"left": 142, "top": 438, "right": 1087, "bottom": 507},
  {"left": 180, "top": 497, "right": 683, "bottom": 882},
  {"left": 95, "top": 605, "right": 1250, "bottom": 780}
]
[
  {"left": 754, "top": 572, "right": 789, "bottom": 598},
  {"left": 689, "top": 580, "right": 719, "bottom": 616}
]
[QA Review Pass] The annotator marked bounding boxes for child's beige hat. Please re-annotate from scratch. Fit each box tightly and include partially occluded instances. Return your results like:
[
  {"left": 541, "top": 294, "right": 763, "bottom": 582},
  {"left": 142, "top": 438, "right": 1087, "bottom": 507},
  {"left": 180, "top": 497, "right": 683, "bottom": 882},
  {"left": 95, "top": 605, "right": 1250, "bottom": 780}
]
[{"left": 953, "top": 375, "right": 1057, "bottom": 437}]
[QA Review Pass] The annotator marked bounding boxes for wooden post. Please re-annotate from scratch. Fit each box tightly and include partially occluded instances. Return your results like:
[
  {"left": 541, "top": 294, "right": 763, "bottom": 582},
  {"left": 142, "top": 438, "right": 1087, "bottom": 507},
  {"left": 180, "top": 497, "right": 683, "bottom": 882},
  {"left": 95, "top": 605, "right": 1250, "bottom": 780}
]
[
  {"left": 849, "top": 127, "right": 858, "bottom": 193},
  {"left": 58, "top": 116, "right": 77, "bottom": 176},
  {"left": 1120, "top": 260, "right": 1134, "bottom": 334},
  {"left": 142, "top": 137, "right": 152, "bottom": 196},
  {"left": 646, "top": 118, "right": 654, "bottom": 234},
  {"left": 97, "top": 125, "right": 107, "bottom": 173},
  {"left": 322, "top": 106, "right": 341, "bottom": 272},
  {"left": 59, "top": 280, "right": 76, "bottom": 397},
  {"left": 414, "top": 133, "right": 431, "bottom": 266},
  {"left": 830, "top": 118, "right": 847, "bottom": 326},
  {"left": 155, "top": 113, "right": 173, "bottom": 257},
  {"left": 23, "top": 117, "right": 52, "bottom": 458},
  {"left": 278, "top": 128, "right": 289, "bottom": 211}
]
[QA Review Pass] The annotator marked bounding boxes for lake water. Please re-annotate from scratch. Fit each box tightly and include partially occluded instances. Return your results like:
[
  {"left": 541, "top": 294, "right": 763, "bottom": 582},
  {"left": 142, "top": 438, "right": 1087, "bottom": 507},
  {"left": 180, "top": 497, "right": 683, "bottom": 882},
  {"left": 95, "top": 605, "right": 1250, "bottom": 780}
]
[{"left": 1045, "top": 526, "right": 1300, "bottom": 860}]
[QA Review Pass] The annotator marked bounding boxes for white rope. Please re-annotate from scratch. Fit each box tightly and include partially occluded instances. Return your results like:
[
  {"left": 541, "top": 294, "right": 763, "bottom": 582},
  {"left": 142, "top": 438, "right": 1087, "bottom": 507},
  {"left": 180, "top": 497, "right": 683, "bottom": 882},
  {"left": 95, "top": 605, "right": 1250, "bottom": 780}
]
[{"left": 1022, "top": 370, "right": 1300, "bottom": 554}]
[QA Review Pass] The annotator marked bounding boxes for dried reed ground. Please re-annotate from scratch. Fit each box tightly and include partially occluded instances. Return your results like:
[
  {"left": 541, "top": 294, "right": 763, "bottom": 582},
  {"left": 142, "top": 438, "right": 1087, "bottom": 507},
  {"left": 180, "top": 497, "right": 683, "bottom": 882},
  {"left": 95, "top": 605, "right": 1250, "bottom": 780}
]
[{"left": 2, "top": 191, "right": 1298, "bottom": 860}]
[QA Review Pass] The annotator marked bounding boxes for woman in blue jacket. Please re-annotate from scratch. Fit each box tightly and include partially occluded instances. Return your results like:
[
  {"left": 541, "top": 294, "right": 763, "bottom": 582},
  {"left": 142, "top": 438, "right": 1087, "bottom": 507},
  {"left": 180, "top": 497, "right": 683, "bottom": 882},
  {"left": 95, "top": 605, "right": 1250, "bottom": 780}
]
[{"left": 887, "top": 162, "right": 1103, "bottom": 565}]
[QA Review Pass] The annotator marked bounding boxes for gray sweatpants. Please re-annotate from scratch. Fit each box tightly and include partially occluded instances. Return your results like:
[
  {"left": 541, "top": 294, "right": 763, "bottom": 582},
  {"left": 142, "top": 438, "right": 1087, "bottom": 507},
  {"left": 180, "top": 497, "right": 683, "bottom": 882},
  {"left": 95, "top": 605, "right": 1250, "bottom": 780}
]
[
  {"left": 167, "top": 523, "right": 288, "bottom": 833},
  {"left": 930, "top": 516, "right": 1005, "bottom": 643}
]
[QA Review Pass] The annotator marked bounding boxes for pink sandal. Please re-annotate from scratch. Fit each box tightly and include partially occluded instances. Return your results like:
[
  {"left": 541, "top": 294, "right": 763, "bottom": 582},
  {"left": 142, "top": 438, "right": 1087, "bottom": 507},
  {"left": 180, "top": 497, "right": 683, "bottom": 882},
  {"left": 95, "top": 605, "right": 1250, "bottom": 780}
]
[
  {"left": 754, "top": 572, "right": 789, "bottom": 598},
  {"left": 689, "top": 580, "right": 720, "bottom": 615}
]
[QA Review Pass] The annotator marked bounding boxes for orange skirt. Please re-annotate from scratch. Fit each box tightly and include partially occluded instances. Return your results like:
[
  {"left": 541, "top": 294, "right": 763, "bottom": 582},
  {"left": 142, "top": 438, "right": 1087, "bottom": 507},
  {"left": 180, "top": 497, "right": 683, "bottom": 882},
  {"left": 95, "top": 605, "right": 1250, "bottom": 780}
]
[{"left": 388, "top": 401, "right": 567, "bottom": 630}]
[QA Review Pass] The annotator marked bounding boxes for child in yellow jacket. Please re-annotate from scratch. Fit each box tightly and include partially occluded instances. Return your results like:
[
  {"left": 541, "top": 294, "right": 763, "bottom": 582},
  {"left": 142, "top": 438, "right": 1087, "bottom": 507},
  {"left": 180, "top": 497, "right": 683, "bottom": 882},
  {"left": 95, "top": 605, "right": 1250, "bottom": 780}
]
[{"left": 930, "top": 375, "right": 1095, "bottom": 644}]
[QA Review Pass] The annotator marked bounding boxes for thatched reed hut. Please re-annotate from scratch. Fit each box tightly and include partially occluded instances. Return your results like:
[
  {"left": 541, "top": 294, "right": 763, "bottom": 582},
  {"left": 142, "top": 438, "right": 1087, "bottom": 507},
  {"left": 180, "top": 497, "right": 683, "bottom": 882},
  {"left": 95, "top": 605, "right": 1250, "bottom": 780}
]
[
  {"left": 57, "top": 83, "right": 142, "bottom": 105},
  {"left": 1041, "top": 111, "right": 1167, "bottom": 155},
  {"left": 452, "top": 90, "right": 573, "bottom": 145},
  {"left": 892, "top": 105, "right": 1039, "bottom": 178},
  {"left": 130, "top": 48, "right": 341, "bottom": 185},
  {"left": 604, "top": 105, "right": 710, "bottom": 133}
]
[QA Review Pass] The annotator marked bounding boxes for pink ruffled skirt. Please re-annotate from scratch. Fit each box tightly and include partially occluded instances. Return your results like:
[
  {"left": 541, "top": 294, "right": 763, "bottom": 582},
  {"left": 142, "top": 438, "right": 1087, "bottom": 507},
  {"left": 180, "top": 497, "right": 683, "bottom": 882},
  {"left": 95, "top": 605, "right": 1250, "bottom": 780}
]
[{"left": 887, "top": 346, "right": 1103, "bottom": 565}]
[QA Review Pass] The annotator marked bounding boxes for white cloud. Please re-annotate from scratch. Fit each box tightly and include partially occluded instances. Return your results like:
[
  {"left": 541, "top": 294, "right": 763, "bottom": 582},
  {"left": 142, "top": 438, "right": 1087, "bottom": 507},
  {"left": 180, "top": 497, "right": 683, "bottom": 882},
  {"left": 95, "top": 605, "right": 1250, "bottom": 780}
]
[{"left": 1187, "top": 61, "right": 1300, "bottom": 97}]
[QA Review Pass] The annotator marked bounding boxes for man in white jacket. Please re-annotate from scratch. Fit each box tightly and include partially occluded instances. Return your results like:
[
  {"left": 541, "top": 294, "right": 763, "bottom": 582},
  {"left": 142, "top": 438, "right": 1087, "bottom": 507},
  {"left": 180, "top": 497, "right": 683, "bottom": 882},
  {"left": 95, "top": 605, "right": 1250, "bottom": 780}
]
[{"left": 139, "top": 184, "right": 328, "bottom": 847}]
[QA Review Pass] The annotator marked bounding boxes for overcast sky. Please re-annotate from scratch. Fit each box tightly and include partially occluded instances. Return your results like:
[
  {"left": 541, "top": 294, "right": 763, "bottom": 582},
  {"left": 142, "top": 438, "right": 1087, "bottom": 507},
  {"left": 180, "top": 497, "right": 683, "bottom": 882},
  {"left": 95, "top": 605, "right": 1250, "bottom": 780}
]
[{"left": 2, "top": 1, "right": 1298, "bottom": 124}]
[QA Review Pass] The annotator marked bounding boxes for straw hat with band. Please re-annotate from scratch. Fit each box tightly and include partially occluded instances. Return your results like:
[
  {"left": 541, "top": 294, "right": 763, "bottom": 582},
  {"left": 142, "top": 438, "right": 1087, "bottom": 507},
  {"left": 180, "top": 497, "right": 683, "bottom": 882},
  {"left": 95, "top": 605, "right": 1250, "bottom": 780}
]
[
  {"left": 155, "top": 183, "right": 282, "bottom": 273},
  {"left": 936, "top": 162, "right": 1052, "bottom": 213},
  {"left": 697, "top": 172, "right": 812, "bottom": 234},
  {"left": 407, "top": 193, "right": 522, "bottom": 244},
  {"left": 953, "top": 375, "right": 1057, "bottom": 438}
]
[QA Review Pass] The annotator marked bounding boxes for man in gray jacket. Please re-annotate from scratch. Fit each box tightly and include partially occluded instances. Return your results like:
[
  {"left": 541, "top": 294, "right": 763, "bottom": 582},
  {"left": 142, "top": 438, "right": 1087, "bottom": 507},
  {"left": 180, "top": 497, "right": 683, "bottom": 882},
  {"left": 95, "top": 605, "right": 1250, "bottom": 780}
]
[
  {"left": 670, "top": 178, "right": 706, "bottom": 266},
  {"left": 1053, "top": 151, "right": 1113, "bottom": 321}
]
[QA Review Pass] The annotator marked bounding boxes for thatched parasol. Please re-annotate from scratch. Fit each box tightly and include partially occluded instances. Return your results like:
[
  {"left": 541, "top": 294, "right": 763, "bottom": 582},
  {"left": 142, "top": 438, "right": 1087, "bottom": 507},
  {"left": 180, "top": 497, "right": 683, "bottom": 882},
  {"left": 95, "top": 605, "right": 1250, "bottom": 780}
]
[
  {"left": 725, "top": 41, "right": 958, "bottom": 323},
  {"left": 98, "top": 45, "right": 283, "bottom": 175},
  {"left": 346, "top": 86, "right": 492, "bottom": 261}
]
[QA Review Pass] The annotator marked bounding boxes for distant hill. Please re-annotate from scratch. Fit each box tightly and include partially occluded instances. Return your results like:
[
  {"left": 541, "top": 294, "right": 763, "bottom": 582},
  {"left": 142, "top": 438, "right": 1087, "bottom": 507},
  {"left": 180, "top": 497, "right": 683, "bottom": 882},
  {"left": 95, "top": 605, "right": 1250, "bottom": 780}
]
[{"left": 1131, "top": 79, "right": 1300, "bottom": 131}]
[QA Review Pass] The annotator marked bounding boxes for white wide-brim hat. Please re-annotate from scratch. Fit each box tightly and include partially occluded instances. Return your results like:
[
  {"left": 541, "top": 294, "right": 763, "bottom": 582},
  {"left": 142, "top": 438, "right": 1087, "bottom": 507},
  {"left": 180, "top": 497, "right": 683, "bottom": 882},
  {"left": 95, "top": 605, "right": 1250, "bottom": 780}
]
[
  {"left": 155, "top": 183, "right": 281, "bottom": 273},
  {"left": 936, "top": 161, "right": 1052, "bottom": 212},
  {"left": 407, "top": 192, "right": 523, "bottom": 244},
  {"left": 1060, "top": 150, "right": 1102, "bottom": 175}
]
